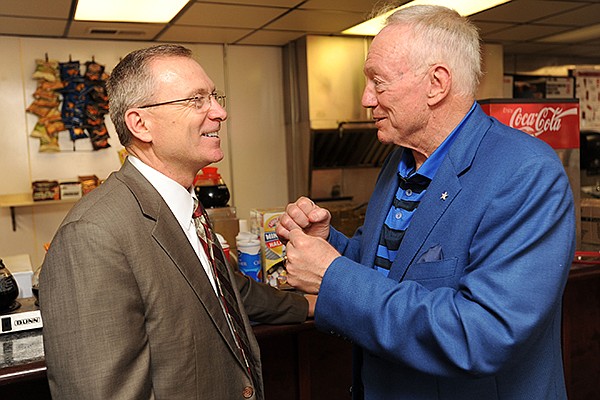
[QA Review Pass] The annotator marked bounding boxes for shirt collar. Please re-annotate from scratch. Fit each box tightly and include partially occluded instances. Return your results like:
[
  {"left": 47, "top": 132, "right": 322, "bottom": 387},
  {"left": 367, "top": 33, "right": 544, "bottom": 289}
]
[
  {"left": 399, "top": 101, "right": 477, "bottom": 180},
  {"left": 128, "top": 156, "right": 196, "bottom": 230}
]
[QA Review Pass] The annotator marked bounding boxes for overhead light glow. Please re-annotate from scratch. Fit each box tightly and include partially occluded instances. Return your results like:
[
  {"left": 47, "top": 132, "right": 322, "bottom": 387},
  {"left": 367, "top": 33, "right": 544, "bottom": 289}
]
[
  {"left": 75, "top": 0, "right": 190, "bottom": 24},
  {"left": 343, "top": 0, "right": 512, "bottom": 36},
  {"left": 539, "top": 23, "right": 600, "bottom": 43}
]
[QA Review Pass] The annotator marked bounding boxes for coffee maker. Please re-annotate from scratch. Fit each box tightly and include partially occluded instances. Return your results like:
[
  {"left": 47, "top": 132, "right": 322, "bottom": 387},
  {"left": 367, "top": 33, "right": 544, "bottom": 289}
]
[{"left": 0, "top": 258, "right": 43, "bottom": 335}]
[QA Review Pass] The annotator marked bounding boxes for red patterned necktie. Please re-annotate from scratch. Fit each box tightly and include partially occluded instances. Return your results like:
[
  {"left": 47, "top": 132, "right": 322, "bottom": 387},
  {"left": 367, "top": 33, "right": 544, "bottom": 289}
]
[{"left": 193, "top": 200, "right": 262, "bottom": 399}]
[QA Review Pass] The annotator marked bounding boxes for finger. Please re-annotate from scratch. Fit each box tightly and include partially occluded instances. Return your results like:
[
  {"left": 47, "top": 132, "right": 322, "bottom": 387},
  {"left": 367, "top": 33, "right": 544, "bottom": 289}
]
[
  {"left": 276, "top": 214, "right": 300, "bottom": 238},
  {"left": 288, "top": 227, "right": 306, "bottom": 244},
  {"left": 296, "top": 196, "right": 318, "bottom": 215},
  {"left": 308, "top": 207, "right": 329, "bottom": 224},
  {"left": 286, "top": 203, "right": 311, "bottom": 229}
]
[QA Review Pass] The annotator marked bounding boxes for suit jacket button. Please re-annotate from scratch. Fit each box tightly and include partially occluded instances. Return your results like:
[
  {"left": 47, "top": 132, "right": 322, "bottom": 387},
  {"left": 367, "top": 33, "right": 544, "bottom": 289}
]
[{"left": 242, "top": 386, "right": 254, "bottom": 399}]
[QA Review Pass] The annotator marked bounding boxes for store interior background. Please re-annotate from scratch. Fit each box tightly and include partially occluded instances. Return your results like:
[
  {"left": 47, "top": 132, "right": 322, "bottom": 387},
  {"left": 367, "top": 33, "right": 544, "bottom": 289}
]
[{"left": 1, "top": 0, "right": 600, "bottom": 267}]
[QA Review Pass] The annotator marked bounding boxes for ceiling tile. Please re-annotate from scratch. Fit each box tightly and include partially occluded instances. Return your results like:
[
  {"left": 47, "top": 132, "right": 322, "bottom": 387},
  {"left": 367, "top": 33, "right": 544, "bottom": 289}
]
[
  {"left": 475, "top": 21, "right": 516, "bottom": 35},
  {"left": 0, "top": 16, "right": 66, "bottom": 36},
  {"left": 0, "top": 0, "right": 72, "bottom": 19},
  {"left": 502, "top": 41, "right": 568, "bottom": 55},
  {"left": 300, "top": 0, "right": 381, "bottom": 13},
  {"left": 266, "top": 9, "right": 365, "bottom": 33},
  {"left": 198, "top": 0, "right": 301, "bottom": 6},
  {"left": 67, "top": 21, "right": 164, "bottom": 41},
  {"left": 237, "top": 29, "right": 306, "bottom": 45},
  {"left": 471, "top": 0, "right": 585, "bottom": 23},
  {"left": 176, "top": 3, "right": 286, "bottom": 28},
  {"left": 159, "top": 25, "right": 252, "bottom": 44},
  {"left": 484, "top": 24, "right": 574, "bottom": 41},
  {"left": 537, "top": 4, "right": 600, "bottom": 26}
]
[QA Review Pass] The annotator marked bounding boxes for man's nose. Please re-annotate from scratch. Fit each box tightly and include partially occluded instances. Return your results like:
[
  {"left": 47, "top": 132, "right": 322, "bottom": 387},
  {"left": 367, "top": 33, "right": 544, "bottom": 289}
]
[{"left": 361, "top": 86, "right": 377, "bottom": 109}]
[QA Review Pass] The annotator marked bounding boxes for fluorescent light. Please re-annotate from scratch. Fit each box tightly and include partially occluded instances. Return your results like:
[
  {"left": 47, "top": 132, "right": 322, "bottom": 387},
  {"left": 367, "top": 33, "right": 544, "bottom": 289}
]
[
  {"left": 75, "top": 0, "right": 190, "bottom": 24},
  {"left": 539, "top": 23, "right": 600, "bottom": 43},
  {"left": 343, "top": 0, "right": 512, "bottom": 36}
]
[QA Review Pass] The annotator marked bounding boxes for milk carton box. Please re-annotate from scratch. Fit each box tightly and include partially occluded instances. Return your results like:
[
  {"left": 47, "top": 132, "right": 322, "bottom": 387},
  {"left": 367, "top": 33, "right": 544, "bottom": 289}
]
[{"left": 249, "top": 208, "right": 291, "bottom": 289}]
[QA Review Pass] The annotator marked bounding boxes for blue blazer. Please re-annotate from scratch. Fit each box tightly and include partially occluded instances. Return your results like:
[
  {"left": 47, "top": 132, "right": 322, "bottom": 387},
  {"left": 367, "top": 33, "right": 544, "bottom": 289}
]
[{"left": 316, "top": 104, "right": 575, "bottom": 399}]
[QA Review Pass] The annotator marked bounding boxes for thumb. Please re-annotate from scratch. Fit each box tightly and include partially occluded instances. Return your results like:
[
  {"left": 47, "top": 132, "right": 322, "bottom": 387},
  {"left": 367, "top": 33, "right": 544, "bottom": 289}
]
[
  {"left": 288, "top": 227, "right": 307, "bottom": 244},
  {"left": 309, "top": 207, "right": 329, "bottom": 224}
]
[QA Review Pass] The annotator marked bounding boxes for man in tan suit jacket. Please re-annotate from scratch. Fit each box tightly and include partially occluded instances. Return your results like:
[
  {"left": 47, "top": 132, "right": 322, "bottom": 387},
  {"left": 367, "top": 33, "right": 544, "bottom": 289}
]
[{"left": 40, "top": 44, "right": 310, "bottom": 400}]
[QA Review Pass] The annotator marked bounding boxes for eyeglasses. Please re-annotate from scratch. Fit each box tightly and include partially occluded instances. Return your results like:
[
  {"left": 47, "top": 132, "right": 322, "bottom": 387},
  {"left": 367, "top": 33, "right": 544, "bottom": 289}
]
[{"left": 138, "top": 90, "right": 226, "bottom": 110}]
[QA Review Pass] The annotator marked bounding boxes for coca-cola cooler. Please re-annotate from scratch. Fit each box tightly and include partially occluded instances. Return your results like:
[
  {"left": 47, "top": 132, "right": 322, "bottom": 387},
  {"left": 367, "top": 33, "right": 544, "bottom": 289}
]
[{"left": 479, "top": 99, "right": 581, "bottom": 247}]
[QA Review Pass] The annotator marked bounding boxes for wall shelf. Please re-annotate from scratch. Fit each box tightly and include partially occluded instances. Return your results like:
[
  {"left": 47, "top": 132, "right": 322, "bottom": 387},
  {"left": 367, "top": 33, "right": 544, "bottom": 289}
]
[{"left": 0, "top": 193, "right": 78, "bottom": 231}]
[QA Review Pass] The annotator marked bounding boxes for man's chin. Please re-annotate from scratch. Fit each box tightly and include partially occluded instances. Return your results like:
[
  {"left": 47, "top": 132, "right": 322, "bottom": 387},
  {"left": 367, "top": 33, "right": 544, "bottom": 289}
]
[{"left": 377, "top": 130, "right": 393, "bottom": 145}]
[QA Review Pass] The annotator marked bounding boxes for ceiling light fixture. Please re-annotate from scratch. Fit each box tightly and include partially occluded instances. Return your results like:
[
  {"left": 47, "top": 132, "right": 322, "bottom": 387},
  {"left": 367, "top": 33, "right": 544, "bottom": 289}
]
[
  {"left": 75, "top": 0, "right": 190, "bottom": 24},
  {"left": 342, "top": 0, "right": 512, "bottom": 36}
]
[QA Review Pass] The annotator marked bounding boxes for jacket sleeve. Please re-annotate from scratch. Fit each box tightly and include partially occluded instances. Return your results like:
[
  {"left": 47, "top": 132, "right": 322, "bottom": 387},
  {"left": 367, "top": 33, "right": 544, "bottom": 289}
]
[
  {"left": 234, "top": 272, "right": 308, "bottom": 324},
  {"left": 40, "top": 220, "right": 152, "bottom": 399}
]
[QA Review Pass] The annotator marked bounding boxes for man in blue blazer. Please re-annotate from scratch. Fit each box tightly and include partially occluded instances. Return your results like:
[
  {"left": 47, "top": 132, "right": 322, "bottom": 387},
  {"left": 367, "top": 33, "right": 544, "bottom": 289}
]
[{"left": 277, "top": 5, "right": 575, "bottom": 400}]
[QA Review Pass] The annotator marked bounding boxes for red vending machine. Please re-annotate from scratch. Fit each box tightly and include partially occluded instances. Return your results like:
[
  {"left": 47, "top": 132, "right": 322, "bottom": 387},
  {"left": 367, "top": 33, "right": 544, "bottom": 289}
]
[{"left": 479, "top": 99, "right": 581, "bottom": 247}]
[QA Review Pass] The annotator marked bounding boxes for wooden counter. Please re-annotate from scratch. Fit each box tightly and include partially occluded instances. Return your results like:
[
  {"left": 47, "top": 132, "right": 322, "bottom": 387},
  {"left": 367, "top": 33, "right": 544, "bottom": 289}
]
[
  {"left": 0, "top": 320, "right": 352, "bottom": 400},
  {"left": 562, "top": 262, "right": 600, "bottom": 399},
  {"left": 2, "top": 263, "right": 598, "bottom": 399}
]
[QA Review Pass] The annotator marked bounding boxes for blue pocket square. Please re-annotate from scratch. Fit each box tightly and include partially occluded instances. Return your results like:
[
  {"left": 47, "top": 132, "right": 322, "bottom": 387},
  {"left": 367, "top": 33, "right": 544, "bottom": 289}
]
[{"left": 417, "top": 244, "right": 444, "bottom": 263}]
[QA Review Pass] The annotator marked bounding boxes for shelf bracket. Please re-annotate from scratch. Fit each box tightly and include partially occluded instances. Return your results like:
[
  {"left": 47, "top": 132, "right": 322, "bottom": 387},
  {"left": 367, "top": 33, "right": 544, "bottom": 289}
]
[{"left": 10, "top": 206, "right": 16, "bottom": 231}]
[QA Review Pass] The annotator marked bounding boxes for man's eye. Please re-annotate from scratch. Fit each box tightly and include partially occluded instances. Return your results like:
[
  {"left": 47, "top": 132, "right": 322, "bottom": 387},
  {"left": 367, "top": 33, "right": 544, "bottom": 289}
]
[{"left": 373, "top": 78, "right": 384, "bottom": 87}]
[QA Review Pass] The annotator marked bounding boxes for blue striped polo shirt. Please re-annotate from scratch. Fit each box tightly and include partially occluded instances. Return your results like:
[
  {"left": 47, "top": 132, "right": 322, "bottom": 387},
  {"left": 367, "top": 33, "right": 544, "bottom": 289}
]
[{"left": 374, "top": 102, "right": 476, "bottom": 276}]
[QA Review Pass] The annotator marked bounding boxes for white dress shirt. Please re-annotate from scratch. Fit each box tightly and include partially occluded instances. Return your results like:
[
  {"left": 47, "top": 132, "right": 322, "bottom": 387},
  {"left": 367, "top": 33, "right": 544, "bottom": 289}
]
[{"left": 128, "top": 156, "right": 218, "bottom": 293}]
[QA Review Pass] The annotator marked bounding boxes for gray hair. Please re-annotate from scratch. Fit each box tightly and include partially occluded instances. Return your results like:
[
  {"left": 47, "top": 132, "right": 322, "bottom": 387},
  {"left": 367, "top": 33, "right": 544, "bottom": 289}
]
[
  {"left": 106, "top": 44, "right": 193, "bottom": 147},
  {"left": 383, "top": 4, "right": 482, "bottom": 97}
]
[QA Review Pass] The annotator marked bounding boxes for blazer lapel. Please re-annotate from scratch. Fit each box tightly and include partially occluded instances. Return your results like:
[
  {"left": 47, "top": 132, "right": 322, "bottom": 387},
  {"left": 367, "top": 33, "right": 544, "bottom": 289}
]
[
  {"left": 116, "top": 160, "right": 245, "bottom": 366},
  {"left": 387, "top": 167, "right": 462, "bottom": 281},
  {"left": 387, "top": 105, "right": 492, "bottom": 281},
  {"left": 361, "top": 148, "right": 405, "bottom": 266}
]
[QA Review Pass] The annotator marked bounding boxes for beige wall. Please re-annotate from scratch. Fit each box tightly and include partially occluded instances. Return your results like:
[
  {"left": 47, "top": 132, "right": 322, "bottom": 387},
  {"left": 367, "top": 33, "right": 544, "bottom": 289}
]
[
  {"left": 477, "top": 44, "right": 505, "bottom": 100},
  {"left": 0, "top": 36, "right": 288, "bottom": 267}
]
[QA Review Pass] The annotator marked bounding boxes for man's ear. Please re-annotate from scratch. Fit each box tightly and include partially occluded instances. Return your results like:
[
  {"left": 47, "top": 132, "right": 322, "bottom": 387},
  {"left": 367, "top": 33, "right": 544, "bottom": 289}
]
[
  {"left": 125, "top": 109, "right": 153, "bottom": 143},
  {"left": 427, "top": 64, "right": 451, "bottom": 106}
]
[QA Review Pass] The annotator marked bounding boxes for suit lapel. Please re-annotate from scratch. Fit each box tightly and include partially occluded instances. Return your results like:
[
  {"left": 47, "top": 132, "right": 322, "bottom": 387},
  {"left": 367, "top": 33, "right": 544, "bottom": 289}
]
[
  {"left": 116, "top": 160, "right": 245, "bottom": 366},
  {"left": 387, "top": 105, "right": 492, "bottom": 281},
  {"left": 361, "top": 148, "right": 404, "bottom": 266},
  {"left": 387, "top": 166, "right": 462, "bottom": 281}
]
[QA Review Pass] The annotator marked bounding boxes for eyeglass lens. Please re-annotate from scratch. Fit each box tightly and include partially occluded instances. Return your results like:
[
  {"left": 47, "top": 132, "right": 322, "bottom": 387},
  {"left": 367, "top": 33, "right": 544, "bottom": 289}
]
[{"left": 195, "top": 92, "right": 226, "bottom": 109}]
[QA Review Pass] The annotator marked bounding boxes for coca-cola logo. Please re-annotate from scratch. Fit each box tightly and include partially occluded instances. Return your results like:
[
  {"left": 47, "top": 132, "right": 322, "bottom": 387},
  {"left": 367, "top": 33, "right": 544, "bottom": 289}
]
[{"left": 508, "top": 106, "right": 578, "bottom": 137}]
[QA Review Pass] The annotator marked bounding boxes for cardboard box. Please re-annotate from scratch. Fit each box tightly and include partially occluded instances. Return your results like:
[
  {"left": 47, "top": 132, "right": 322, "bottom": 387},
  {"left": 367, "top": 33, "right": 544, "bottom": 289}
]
[
  {"left": 79, "top": 175, "right": 100, "bottom": 195},
  {"left": 59, "top": 181, "right": 82, "bottom": 200},
  {"left": 206, "top": 207, "right": 239, "bottom": 256},
  {"left": 250, "top": 208, "right": 291, "bottom": 289},
  {"left": 581, "top": 198, "right": 600, "bottom": 245},
  {"left": 32, "top": 180, "right": 59, "bottom": 201}
]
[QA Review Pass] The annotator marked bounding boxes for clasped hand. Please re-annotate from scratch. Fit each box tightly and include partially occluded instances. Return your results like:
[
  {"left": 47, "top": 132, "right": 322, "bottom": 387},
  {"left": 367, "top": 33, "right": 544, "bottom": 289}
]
[{"left": 276, "top": 197, "right": 340, "bottom": 294}]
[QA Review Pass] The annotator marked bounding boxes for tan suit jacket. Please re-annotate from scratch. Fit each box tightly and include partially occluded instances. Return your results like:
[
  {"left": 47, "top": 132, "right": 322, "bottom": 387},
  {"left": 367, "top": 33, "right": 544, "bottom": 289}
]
[{"left": 40, "top": 160, "right": 307, "bottom": 399}]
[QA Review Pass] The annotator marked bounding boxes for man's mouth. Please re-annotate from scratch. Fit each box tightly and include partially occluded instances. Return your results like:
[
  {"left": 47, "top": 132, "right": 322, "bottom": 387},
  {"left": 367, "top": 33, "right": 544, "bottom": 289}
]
[{"left": 202, "top": 131, "right": 220, "bottom": 138}]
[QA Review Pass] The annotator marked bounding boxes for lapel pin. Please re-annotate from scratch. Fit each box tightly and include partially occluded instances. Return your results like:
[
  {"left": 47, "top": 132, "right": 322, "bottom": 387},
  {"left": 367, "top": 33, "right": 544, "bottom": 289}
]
[{"left": 440, "top": 191, "right": 449, "bottom": 201}]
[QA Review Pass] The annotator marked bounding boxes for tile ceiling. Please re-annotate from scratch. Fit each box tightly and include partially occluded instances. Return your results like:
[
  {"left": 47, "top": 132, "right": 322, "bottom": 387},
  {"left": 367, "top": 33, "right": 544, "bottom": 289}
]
[{"left": 1, "top": 0, "right": 600, "bottom": 63}]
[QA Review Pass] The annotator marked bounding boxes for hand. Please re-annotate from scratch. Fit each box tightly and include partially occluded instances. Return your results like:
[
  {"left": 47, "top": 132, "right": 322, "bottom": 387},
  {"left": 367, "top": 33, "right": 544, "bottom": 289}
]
[
  {"left": 285, "top": 229, "right": 340, "bottom": 294},
  {"left": 276, "top": 196, "right": 331, "bottom": 243},
  {"left": 305, "top": 294, "right": 317, "bottom": 318}
]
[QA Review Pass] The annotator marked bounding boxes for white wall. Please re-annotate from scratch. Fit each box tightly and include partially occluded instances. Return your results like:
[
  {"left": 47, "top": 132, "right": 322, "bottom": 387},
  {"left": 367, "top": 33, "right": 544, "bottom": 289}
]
[
  {"left": 226, "top": 46, "right": 288, "bottom": 218},
  {"left": 0, "top": 36, "right": 288, "bottom": 267}
]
